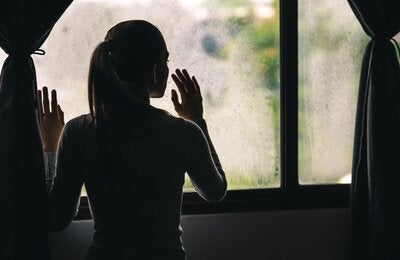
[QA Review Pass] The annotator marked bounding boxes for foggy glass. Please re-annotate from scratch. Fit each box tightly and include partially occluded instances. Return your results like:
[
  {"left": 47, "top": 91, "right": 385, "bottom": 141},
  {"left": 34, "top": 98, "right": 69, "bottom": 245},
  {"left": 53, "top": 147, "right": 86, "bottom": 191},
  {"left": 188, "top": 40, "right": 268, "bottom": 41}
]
[
  {"left": 0, "top": 0, "right": 280, "bottom": 190},
  {"left": 298, "top": 0, "right": 369, "bottom": 184}
]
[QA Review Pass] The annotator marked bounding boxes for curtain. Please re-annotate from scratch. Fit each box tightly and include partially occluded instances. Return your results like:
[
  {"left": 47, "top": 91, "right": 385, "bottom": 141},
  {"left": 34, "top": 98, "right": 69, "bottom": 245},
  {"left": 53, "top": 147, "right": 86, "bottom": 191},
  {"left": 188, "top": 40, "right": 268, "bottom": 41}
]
[
  {"left": 348, "top": 0, "right": 400, "bottom": 259},
  {"left": 0, "top": 0, "right": 72, "bottom": 259}
]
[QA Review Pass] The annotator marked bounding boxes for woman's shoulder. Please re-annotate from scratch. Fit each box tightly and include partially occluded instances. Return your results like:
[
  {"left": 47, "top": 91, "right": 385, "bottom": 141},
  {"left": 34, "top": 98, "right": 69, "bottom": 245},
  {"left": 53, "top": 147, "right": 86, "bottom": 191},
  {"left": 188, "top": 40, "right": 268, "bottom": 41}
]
[
  {"left": 160, "top": 114, "right": 207, "bottom": 140},
  {"left": 153, "top": 109, "right": 183, "bottom": 126},
  {"left": 152, "top": 112, "right": 202, "bottom": 138},
  {"left": 181, "top": 119, "right": 207, "bottom": 138},
  {"left": 63, "top": 114, "right": 94, "bottom": 138},
  {"left": 65, "top": 114, "right": 93, "bottom": 128},
  {"left": 160, "top": 113, "right": 204, "bottom": 132}
]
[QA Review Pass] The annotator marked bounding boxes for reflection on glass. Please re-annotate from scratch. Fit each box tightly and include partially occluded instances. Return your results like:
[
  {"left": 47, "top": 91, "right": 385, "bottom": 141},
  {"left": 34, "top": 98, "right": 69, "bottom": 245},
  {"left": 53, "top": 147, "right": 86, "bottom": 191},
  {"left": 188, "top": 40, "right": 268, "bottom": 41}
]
[
  {"left": 298, "top": 0, "right": 369, "bottom": 184},
  {"left": 0, "top": 0, "right": 281, "bottom": 190}
]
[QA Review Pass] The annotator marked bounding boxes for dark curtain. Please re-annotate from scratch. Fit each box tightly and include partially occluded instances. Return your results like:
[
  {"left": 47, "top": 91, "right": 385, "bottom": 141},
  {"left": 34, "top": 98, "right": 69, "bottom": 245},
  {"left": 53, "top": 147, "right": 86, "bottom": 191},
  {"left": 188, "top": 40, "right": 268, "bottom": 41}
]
[
  {"left": 0, "top": 0, "right": 72, "bottom": 259},
  {"left": 348, "top": 0, "right": 400, "bottom": 259}
]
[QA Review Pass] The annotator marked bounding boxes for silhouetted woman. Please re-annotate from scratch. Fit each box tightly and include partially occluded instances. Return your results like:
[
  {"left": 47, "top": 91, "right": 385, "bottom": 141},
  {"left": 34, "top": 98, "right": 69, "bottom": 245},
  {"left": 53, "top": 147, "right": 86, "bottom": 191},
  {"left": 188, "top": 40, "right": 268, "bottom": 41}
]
[{"left": 38, "top": 20, "right": 227, "bottom": 260}]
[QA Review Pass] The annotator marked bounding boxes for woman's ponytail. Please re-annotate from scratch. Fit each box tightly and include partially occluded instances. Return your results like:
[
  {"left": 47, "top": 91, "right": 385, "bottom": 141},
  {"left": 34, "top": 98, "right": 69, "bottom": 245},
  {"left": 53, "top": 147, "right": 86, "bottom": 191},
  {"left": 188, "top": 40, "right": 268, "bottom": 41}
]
[
  {"left": 88, "top": 38, "right": 152, "bottom": 125},
  {"left": 88, "top": 40, "right": 114, "bottom": 123}
]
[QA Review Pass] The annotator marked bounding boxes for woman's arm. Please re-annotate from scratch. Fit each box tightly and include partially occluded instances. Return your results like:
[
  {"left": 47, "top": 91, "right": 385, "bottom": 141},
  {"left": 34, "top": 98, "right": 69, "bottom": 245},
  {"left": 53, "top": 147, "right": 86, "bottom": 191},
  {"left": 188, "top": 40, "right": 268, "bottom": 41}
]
[
  {"left": 43, "top": 151, "right": 56, "bottom": 192},
  {"left": 184, "top": 119, "right": 227, "bottom": 201},
  {"left": 171, "top": 69, "right": 227, "bottom": 201},
  {"left": 38, "top": 87, "right": 83, "bottom": 231},
  {"left": 47, "top": 122, "right": 83, "bottom": 231}
]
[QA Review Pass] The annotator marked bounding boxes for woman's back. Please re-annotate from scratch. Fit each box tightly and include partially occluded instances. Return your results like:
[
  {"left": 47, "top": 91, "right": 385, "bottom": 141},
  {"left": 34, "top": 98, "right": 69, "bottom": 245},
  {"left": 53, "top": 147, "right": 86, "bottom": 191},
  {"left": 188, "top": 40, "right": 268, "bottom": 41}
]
[
  {"left": 81, "top": 112, "right": 186, "bottom": 246},
  {"left": 53, "top": 110, "right": 225, "bottom": 259}
]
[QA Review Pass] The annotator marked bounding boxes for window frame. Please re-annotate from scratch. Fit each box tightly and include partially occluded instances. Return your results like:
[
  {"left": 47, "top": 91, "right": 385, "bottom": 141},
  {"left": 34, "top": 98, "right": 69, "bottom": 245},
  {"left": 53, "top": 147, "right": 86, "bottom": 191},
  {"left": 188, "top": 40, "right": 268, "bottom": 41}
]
[{"left": 75, "top": 0, "right": 350, "bottom": 221}]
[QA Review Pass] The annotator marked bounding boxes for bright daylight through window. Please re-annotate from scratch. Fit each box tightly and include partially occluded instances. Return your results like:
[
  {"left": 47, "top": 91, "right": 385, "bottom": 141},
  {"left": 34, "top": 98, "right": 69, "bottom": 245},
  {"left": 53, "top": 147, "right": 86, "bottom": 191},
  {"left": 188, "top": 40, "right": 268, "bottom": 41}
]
[
  {"left": 0, "top": 0, "right": 281, "bottom": 191},
  {"left": 298, "top": 0, "right": 369, "bottom": 184}
]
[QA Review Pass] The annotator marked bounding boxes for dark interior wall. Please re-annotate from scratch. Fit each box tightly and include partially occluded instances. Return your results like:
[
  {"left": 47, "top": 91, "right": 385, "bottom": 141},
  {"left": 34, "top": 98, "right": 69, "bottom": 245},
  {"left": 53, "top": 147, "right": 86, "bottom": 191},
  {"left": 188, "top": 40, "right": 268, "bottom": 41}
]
[{"left": 49, "top": 208, "right": 349, "bottom": 260}]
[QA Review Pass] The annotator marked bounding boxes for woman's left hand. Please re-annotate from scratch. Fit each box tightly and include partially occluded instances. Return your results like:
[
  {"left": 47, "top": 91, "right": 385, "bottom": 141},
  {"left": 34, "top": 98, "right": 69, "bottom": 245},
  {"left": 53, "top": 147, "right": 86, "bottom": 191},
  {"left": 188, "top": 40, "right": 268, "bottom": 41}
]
[
  {"left": 171, "top": 69, "right": 204, "bottom": 122},
  {"left": 38, "top": 87, "right": 65, "bottom": 152}
]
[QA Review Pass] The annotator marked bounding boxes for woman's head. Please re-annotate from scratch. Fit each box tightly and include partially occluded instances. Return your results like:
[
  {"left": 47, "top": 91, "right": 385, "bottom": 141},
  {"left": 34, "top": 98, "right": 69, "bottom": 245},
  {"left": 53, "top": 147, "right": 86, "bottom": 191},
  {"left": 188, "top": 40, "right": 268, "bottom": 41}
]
[{"left": 88, "top": 20, "right": 169, "bottom": 120}]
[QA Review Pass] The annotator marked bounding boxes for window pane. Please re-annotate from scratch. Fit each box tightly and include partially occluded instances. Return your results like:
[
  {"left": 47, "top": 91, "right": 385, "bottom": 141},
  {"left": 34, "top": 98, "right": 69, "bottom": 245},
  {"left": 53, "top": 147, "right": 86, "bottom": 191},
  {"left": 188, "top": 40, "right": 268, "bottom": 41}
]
[
  {"left": 26, "top": 0, "right": 280, "bottom": 190},
  {"left": 298, "top": 0, "right": 369, "bottom": 184},
  {"left": 0, "top": 53, "right": 5, "bottom": 68},
  {"left": 396, "top": 32, "right": 400, "bottom": 43},
  {"left": 395, "top": 32, "right": 400, "bottom": 62}
]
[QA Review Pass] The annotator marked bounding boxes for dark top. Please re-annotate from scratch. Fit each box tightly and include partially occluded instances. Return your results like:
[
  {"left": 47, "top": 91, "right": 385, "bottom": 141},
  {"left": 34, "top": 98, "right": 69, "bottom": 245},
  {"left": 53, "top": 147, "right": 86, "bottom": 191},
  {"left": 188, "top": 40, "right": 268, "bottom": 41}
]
[{"left": 45, "top": 111, "right": 227, "bottom": 259}]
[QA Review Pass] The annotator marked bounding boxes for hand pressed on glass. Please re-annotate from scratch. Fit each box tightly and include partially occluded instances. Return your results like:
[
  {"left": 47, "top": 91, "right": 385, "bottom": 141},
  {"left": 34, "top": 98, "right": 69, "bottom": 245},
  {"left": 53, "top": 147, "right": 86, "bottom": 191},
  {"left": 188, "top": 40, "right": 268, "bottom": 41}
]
[
  {"left": 171, "top": 69, "right": 203, "bottom": 122},
  {"left": 37, "top": 86, "right": 65, "bottom": 152}
]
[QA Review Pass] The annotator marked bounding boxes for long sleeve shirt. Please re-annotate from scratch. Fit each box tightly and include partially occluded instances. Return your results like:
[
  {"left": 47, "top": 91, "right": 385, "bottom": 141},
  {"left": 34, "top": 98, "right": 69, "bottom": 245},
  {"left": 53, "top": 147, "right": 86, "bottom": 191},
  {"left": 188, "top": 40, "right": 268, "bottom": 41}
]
[{"left": 45, "top": 112, "right": 226, "bottom": 259}]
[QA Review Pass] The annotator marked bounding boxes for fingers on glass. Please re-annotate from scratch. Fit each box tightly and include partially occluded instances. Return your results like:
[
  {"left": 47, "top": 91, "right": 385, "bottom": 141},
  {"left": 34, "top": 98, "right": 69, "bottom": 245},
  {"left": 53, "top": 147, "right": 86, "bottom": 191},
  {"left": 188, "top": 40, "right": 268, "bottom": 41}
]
[
  {"left": 176, "top": 69, "right": 200, "bottom": 93},
  {"left": 192, "top": 76, "right": 201, "bottom": 95},
  {"left": 171, "top": 73, "right": 186, "bottom": 96},
  {"left": 43, "top": 87, "right": 50, "bottom": 114},
  {"left": 51, "top": 89, "right": 58, "bottom": 114},
  {"left": 181, "top": 69, "right": 191, "bottom": 82},
  {"left": 58, "top": 105, "right": 64, "bottom": 124},
  {"left": 38, "top": 87, "right": 60, "bottom": 116},
  {"left": 177, "top": 69, "right": 195, "bottom": 93},
  {"left": 171, "top": 89, "right": 181, "bottom": 111},
  {"left": 174, "top": 69, "right": 187, "bottom": 91},
  {"left": 173, "top": 68, "right": 201, "bottom": 97},
  {"left": 183, "top": 69, "right": 197, "bottom": 93},
  {"left": 37, "top": 90, "right": 43, "bottom": 115}
]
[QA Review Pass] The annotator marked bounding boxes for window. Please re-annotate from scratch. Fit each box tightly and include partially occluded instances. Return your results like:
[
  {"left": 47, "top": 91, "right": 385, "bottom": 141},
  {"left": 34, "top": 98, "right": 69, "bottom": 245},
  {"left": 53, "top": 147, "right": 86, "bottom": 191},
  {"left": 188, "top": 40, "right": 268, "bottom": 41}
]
[
  {"left": 1, "top": 0, "right": 384, "bottom": 216},
  {"left": 298, "top": 0, "right": 369, "bottom": 184},
  {"left": 34, "top": 0, "right": 281, "bottom": 191}
]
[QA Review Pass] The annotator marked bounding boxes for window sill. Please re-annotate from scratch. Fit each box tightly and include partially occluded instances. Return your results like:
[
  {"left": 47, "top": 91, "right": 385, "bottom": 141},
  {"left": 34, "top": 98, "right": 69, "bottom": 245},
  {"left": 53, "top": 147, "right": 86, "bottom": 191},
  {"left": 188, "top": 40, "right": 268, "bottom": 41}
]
[{"left": 74, "top": 184, "right": 350, "bottom": 220}]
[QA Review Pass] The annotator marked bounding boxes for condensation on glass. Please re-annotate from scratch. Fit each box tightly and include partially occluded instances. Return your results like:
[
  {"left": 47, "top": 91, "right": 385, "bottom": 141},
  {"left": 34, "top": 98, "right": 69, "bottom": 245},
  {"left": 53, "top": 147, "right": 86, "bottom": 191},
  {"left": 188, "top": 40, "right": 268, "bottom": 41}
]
[
  {"left": 0, "top": 0, "right": 280, "bottom": 190},
  {"left": 298, "top": 0, "right": 369, "bottom": 184}
]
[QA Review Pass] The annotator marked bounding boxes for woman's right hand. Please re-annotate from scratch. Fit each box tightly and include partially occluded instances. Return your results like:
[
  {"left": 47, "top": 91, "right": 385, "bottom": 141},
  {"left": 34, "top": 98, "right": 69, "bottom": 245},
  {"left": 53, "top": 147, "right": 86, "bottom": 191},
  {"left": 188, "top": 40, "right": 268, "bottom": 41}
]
[
  {"left": 38, "top": 87, "right": 65, "bottom": 152},
  {"left": 171, "top": 69, "right": 203, "bottom": 122}
]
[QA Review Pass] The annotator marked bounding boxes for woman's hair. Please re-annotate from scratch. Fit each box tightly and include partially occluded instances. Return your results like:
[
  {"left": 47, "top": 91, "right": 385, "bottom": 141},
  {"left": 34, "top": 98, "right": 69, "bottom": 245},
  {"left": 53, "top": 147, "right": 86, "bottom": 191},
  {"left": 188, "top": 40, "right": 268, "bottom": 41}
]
[
  {"left": 87, "top": 20, "right": 167, "bottom": 187},
  {"left": 88, "top": 20, "right": 167, "bottom": 123}
]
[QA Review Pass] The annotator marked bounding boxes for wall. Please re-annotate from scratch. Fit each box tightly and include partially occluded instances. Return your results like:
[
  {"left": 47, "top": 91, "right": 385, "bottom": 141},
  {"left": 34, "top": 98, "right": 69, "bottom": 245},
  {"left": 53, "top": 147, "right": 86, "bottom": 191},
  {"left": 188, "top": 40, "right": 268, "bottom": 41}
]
[{"left": 49, "top": 208, "right": 350, "bottom": 260}]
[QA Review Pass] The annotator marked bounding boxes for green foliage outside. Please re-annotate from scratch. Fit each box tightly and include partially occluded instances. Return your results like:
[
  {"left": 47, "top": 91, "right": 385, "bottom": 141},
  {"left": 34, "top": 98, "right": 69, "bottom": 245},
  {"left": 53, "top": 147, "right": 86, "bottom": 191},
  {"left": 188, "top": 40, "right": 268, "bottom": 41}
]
[{"left": 188, "top": 0, "right": 281, "bottom": 190}]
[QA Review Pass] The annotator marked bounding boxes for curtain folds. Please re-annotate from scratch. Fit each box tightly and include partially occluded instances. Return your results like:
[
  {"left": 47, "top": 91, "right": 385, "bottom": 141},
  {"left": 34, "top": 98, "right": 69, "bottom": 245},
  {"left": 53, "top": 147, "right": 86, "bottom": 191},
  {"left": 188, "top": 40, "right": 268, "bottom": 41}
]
[
  {"left": 348, "top": 0, "right": 400, "bottom": 259},
  {"left": 0, "top": 0, "right": 72, "bottom": 259}
]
